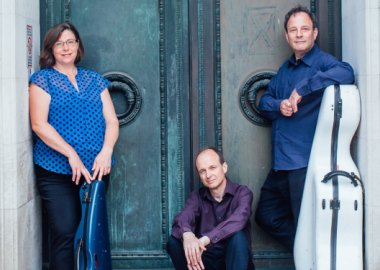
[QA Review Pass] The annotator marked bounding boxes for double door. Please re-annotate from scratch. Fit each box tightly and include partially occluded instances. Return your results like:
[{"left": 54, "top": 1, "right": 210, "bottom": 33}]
[{"left": 41, "top": 0, "right": 342, "bottom": 269}]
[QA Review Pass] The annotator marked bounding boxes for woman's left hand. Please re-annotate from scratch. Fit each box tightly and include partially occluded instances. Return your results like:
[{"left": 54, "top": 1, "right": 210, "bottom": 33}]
[
  {"left": 92, "top": 147, "right": 113, "bottom": 180},
  {"left": 92, "top": 88, "right": 119, "bottom": 181}
]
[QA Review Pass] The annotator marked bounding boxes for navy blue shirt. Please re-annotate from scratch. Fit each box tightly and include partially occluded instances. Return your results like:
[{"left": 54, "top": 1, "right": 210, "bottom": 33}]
[
  {"left": 259, "top": 45, "right": 355, "bottom": 170},
  {"left": 30, "top": 67, "right": 115, "bottom": 174},
  {"left": 171, "top": 178, "right": 253, "bottom": 251}
]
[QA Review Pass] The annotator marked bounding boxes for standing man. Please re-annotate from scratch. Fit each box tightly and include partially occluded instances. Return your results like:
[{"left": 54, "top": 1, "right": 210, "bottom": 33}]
[
  {"left": 255, "top": 5, "right": 355, "bottom": 252},
  {"left": 167, "top": 147, "right": 255, "bottom": 270}
]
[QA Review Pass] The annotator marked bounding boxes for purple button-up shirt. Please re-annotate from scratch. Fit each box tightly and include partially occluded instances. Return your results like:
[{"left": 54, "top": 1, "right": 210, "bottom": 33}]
[{"left": 171, "top": 178, "right": 253, "bottom": 250}]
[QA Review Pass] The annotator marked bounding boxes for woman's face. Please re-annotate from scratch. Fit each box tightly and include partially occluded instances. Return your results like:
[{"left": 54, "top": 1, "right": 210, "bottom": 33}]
[{"left": 52, "top": 30, "right": 79, "bottom": 66}]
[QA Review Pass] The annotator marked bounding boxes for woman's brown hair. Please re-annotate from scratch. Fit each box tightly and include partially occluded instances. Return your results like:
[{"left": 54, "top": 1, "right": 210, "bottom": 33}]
[{"left": 39, "top": 22, "right": 85, "bottom": 69}]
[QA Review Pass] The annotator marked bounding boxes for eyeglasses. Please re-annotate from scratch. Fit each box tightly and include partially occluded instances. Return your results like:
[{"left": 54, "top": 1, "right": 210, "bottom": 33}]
[{"left": 54, "top": 39, "right": 77, "bottom": 48}]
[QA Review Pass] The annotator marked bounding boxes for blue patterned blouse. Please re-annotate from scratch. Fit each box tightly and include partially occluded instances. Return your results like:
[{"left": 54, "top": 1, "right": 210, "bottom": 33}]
[{"left": 30, "top": 67, "right": 115, "bottom": 174}]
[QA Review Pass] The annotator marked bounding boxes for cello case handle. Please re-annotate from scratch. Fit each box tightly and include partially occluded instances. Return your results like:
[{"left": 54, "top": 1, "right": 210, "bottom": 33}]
[
  {"left": 74, "top": 239, "right": 83, "bottom": 270},
  {"left": 321, "top": 170, "right": 359, "bottom": 187}
]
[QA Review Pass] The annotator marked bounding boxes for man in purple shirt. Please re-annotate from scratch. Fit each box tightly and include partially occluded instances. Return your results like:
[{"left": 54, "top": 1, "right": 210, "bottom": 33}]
[{"left": 166, "top": 147, "right": 255, "bottom": 270}]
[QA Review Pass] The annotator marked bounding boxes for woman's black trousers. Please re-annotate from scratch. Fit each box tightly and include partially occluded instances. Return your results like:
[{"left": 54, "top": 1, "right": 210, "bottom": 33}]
[{"left": 35, "top": 165, "right": 109, "bottom": 270}]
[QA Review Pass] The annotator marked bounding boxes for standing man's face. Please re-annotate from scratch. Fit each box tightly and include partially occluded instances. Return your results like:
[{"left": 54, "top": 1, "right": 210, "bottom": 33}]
[
  {"left": 285, "top": 12, "right": 318, "bottom": 59},
  {"left": 196, "top": 150, "right": 227, "bottom": 191}
]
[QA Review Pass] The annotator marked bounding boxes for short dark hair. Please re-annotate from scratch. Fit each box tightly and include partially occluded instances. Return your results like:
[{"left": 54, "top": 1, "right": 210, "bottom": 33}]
[
  {"left": 39, "top": 22, "right": 85, "bottom": 69},
  {"left": 197, "top": 147, "right": 225, "bottom": 165},
  {"left": 284, "top": 5, "right": 317, "bottom": 33}
]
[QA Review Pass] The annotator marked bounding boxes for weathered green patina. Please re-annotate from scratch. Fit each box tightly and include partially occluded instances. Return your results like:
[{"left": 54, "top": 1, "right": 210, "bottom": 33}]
[{"left": 41, "top": 0, "right": 342, "bottom": 269}]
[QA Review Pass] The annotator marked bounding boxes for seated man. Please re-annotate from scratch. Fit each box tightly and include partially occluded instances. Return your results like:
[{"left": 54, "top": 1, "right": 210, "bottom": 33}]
[{"left": 166, "top": 147, "right": 255, "bottom": 270}]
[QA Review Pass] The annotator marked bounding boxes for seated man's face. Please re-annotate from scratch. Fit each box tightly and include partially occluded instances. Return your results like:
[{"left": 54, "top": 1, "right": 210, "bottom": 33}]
[
  {"left": 285, "top": 11, "right": 318, "bottom": 56},
  {"left": 196, "top": 150, "right": 228, "bottom": 190}
]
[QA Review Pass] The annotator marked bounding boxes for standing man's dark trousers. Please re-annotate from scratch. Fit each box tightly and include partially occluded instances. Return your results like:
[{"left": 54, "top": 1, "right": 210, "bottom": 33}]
[
  {"left": 167, "top": 231, "right": 255, "bottom": 270},
  {"left": 255, "top": 167, "right": 307, "bottom": 251}
]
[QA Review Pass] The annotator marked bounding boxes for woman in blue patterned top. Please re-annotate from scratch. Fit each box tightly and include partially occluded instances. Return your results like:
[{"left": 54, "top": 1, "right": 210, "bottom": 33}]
[{"left": 29, "top": 23, "right": 119, "bottom": 270}]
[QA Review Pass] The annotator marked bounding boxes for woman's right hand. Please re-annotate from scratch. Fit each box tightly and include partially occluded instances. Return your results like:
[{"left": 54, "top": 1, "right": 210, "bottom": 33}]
[{"left": 68, "top": 153, "right": 92, "bottom": 185}]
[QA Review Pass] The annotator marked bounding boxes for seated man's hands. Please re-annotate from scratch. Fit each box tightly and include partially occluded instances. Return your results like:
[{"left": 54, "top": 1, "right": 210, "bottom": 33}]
[
  {"left": 182, "top": 232, "right": 209, "bottom": 270},
  {"left": 199, "top": 236, "right": 210, "bottom": 247}
]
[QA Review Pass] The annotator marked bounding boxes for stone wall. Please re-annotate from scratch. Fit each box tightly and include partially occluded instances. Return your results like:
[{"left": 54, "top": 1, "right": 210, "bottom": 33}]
[
  {"left": 0, "top": 0, "right": 41, "bottom": 269},
  {"left": 343, "top": 0, "right": 380, "bottom": 269}
]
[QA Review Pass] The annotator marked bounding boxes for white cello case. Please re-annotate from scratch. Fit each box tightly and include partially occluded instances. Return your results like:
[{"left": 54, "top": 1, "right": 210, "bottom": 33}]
[{"left": 294, "top": 85, "right": 364, "bottom": 270}]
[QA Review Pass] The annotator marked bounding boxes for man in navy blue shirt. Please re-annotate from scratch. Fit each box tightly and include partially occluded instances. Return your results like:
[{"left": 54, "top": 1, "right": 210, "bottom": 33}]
[{"left": 255, "top": 5, "right": 355, "bottom": 252}]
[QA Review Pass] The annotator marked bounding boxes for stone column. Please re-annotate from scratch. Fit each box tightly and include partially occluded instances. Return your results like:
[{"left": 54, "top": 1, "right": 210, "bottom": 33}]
[
  {"left": 343, "top": 0, "right": 380, "bottom": 269},
  {"left": 0, "top": 0, "right": 41, "bottom": 269}
]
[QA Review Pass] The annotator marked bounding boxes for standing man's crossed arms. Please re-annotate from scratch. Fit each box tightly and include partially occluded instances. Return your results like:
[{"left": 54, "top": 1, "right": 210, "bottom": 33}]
[
  {"left": 167, "top": 147, "right": 255, "bottom": 270},
  {"left": 255, "top": 5, "right": 355, "bottom": 252}
]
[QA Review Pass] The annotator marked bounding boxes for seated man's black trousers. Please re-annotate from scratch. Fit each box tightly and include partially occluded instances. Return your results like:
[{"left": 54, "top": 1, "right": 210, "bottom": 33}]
[
  {"left": 255, "top": 167, "right": 307, "bottom": 251},
  {"left": 166, "top": 231, "right": 255, "bottom": 270}
]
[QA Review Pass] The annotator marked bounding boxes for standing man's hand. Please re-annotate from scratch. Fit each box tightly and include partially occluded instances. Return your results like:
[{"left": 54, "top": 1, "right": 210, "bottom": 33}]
[
  {"left": 182, "top": 232, "right": 206, "bottom": 270},
  {"left": 289, "top": 89, "right": 302, "bottom": 113},
  {"left": 280, "top": 100, "right": 293, "bottom": 117}
]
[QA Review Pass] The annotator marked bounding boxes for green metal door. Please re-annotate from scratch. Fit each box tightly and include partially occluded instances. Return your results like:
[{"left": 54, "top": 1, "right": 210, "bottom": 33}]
[
  {"left": 40, "top": 0, "right": 342, "bottom": 269},
  {"left": 188, "top": 0, "right": 341, "bottom": 269},
  {"left": 220, "top": 1, "right": 308, "bottom": 268},
  {"left": 41, "top": 0, "right": 190, "bottom": 269},
  {"left": 219, "top": 1, "right": 342, "bottom": 268}
]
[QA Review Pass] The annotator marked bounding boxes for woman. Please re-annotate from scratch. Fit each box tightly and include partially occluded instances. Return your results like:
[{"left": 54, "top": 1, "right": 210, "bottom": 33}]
[{"left": 29, "top": 22, "right": 119, "bottom": 269}]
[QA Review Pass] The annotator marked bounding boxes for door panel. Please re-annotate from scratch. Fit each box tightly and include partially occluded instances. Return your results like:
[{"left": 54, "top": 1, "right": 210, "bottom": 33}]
[
  {"left": 70, "top": 0, "right": 163, "bottom": 253},
  {"left": 220, "top": 0, "right": 308, "bottom": 268},
  {"left": 41, "top": 0, "right": 190, "bottom": 269},
  {"left": 70, "top": 0, "right": 165, "bottom": 252}
]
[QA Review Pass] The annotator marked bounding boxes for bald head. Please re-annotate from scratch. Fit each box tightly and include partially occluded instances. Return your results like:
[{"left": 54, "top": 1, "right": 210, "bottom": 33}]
[
  {"left": 196, "top": 148, "right": 228, "bottom": 190},
  {"left": 196, "top": 147, "right": 225, "bottom": 168}
]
